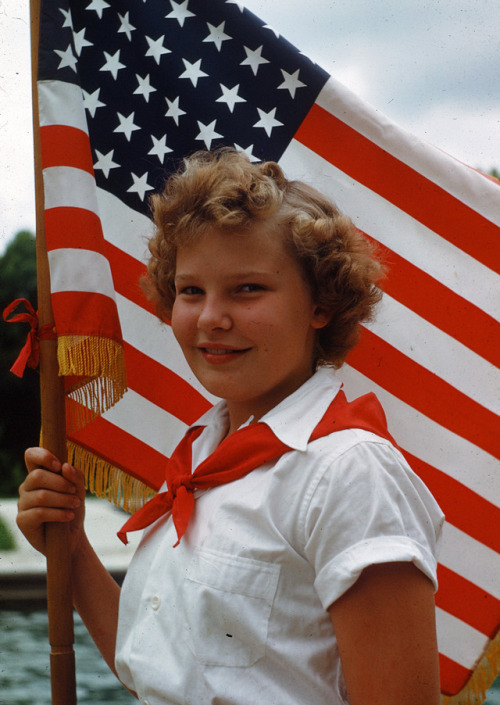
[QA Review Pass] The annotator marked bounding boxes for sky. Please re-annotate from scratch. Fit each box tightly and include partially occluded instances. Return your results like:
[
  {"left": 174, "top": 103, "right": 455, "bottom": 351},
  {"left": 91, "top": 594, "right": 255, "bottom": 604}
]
[{"left": 0, "top": 0, "right": 499, "bottom": 253}]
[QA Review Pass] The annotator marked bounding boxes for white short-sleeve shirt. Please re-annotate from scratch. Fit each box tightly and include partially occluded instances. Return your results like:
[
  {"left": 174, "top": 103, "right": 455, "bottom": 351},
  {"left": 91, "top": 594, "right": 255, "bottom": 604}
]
[{"left": 115, "top": 368, "right": 444, "bottom": 705}]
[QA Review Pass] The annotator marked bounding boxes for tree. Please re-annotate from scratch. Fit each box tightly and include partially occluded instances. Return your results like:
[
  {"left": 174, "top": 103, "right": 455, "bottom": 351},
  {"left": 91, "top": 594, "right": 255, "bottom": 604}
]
[{"left": 0, "top": 230, "right": 40, "bottom": 495}]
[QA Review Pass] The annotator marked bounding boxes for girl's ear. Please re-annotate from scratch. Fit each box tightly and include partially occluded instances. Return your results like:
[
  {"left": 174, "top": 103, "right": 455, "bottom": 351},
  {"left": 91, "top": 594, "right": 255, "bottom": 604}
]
[{"left": 311, "top": 306, "right": 331, "bottom": 330}]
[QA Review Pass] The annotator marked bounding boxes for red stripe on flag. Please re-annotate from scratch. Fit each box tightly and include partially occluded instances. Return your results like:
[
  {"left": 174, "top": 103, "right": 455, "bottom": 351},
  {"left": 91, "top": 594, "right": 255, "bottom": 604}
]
[
  {"left": 436, "top": 565, "right": 500, "bottom": 637},
  {"left": 51, "top": 290, "right": 122, "bottom": 341},
  {"left": 123, "top": 341, "right": 212, "bottom": 425},
  {"left": 45, "top": 207, "right": 106, "bottom": 255},
  {"left": 348, "top": 328, "right": 500, "bottom": 459},
  {"left": 439, "top": 653, "right": 472, "bottom": 696},
  {"left": 296, "top": 104, "right": 500, "bottom": 274},
  {"left": 68, "top": 410, "right": 167, "bottom": 491},
  {"left": 405, "top": 451, "right": 500, "bottom": 554},
  {"left": 40, "top": 124, "right": 94, "bottom": 175},
  {"left": 363, "top": 232, "right": 500, "bottom": 368},
  {"left": 104, "top": 241, "right": 156, "bottom": 316}
]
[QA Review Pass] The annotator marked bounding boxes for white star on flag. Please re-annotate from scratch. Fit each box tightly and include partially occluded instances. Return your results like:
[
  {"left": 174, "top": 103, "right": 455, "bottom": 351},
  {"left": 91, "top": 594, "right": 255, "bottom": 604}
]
[
  {"left": 195, "top": 119, "right": 223, "bottom": 149},
  {"left": 165, "top": 96, "right": 186, "bottom": 125},
  {"left": 166, "top": 0, "right": 195, "bottom": 27},
  {"left": 179, "top": 58, "right": 209, "bottom": 87},
  {"left": 93, "top": 149, "right": 120, "bottom": 178},
  {"left": 253, "top": 107, "right": 283, "bottom": 136},
  {"left": 100, "top": 50, "right": 126, "bottom": 80},
  {"left": 216, "top": 83, "right": 246, "bottom": 113},
  {"left": 240, "top": 45, "right": 270, "bottom": 76},
  {"left": 145, "top": 35, "right": 171, "bottom": 65},
  {"left": 83, "top": 88, "right": 105, "bottom": 117},
  {"left": 118, "top": 12, "right": 136, "bottom": 41},
  {"left": 233, "top": 143, "right": 258, "bottom": 161},
  {"left": 134, "top": 74, "right": 156, "bottom": 102},
  {"left": 203, "top": 21, "right": 231, "bottom": 51},
  {"left": 278, "top": 69, "right": 306, "bottom": 98},
  {"left": 54, "top": 44, "right": 78, "bottom": 72},
  {"left": 72, "top": 28, "right": 93, "bottom": 56},
  {"left": 59, "top": 8, "right": 72, "bottom": 28},
  {"left": 114, "top": 112, "right": 141, "bottom": 141},
  {"left": 149, "top": 135, "right": 173, "bottom": 161},
  {"left": 86, "top": 0, "right": 110, "bottom": 20},
  {"left": 127, "top": 172, "right": 153, "bottom": 201}
]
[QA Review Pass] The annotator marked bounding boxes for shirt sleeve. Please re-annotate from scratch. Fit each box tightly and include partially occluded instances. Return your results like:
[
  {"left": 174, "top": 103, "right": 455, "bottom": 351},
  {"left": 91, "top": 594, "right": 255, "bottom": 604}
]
[{"left": 302, "top": 431, "right": 445, "bottom": 610}]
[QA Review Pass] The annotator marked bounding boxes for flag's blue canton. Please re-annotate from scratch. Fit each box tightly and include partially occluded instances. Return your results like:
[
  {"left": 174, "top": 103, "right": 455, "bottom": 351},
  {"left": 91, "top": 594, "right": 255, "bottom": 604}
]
[{"left": 39, "top": 0, "right": 329, "bottom": 215}]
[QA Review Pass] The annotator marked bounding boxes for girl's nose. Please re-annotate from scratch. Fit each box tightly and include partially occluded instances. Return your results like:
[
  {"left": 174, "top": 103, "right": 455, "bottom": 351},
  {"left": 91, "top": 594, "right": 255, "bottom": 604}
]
[{"left": 197, "top": 295, "right": 232, "bottom": 331}]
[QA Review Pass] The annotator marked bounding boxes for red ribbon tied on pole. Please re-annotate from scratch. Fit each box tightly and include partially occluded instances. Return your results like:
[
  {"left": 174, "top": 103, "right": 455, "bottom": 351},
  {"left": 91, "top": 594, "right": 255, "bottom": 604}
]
[{"left": 2, "top": 298, "right": 57, "bottom": 377}]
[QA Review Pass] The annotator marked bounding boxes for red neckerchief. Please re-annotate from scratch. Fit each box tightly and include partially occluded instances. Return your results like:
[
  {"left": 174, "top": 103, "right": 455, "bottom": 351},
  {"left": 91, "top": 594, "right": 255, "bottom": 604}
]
[{"left": 118, "top": 389, "right": 394, "bottom": 546}]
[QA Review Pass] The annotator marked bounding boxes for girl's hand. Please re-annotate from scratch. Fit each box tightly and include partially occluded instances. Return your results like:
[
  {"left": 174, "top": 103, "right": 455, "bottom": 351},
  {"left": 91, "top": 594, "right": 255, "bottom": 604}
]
[{"left": 17, "top": 447, "right": 86, "bottom": 556}]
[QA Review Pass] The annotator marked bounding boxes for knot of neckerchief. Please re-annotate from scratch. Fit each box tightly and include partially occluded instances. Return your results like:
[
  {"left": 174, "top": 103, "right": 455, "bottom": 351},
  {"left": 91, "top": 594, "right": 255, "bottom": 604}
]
[
  {"left": 118, "top": 388, "right": 395, "bottom": 547},
  {"left": 3, "top": 298, "right": 57, "bottom": 377}
]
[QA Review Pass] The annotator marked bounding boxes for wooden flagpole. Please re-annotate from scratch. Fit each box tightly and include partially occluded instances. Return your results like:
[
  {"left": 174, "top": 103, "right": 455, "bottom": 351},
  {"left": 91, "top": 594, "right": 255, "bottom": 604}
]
[{"left": 30, "top": 1, "right": 77, "bottom": 702}]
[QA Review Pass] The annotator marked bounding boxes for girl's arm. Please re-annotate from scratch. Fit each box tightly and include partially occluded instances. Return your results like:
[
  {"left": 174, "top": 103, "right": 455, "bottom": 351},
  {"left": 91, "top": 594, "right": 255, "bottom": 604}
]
[
  {"left": 17, "top": 448, "right": 121, "bottom": 675},
  {"left": 328, "top": 561, "right": 440, "bottom": 705}
]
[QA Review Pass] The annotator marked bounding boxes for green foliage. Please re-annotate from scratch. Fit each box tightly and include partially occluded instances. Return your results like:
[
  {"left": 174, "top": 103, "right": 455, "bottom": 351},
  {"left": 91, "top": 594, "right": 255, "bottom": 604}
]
[
  {"left": 0, "top": 231, "right": 41, "bottom": 496},
  {"left": 0, "top": 515, "right": 16, "bottom": 550}
]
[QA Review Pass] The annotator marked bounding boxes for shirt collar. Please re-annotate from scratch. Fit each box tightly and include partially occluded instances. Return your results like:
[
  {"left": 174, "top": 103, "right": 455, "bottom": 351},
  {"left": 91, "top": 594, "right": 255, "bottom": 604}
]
[
  {"left": 260, "top": 368, "right": 342, "bottom": 451},
  {"left": 192, "top": 367, "right": 342, "bottom": 453}
]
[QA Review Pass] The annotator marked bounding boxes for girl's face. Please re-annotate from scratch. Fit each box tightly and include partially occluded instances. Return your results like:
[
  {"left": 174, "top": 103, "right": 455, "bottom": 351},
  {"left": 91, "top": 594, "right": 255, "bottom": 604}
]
[{"left": 171, "top": 225, "right": 328, "bottom": 433}]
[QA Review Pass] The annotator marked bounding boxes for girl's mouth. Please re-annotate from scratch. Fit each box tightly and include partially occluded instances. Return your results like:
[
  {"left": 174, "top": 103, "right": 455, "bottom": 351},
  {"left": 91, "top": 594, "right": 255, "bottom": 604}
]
[
  {"left": 199, "top": 345, "right": 251, "bottom": 363},
  {"left": 204, "top": 347, "right": 243, "bottom": 354}
]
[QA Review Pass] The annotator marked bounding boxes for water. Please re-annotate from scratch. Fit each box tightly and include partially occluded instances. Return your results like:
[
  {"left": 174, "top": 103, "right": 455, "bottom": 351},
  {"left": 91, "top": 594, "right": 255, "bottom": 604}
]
[
  {"left": 1, "top": 609, "right": 499, "bottom": 704},
  {"left": 0, "top": 610, "right": 134, "bottom": 704}
]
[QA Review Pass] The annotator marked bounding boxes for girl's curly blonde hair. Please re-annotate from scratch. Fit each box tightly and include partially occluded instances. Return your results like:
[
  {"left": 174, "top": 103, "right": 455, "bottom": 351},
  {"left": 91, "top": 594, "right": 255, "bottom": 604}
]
[{"left": 145, "top": 148, "right": 385, "bottom": 369}]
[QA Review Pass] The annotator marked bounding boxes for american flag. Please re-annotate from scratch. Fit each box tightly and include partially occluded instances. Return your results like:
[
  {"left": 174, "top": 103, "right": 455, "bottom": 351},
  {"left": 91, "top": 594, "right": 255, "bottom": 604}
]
[{"left": 36, "top": 0, "right": 500, "bottom": 700}]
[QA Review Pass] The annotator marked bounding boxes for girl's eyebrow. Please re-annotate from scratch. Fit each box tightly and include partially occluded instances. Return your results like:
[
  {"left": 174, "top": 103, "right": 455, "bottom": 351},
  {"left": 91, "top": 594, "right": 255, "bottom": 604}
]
[
  {"left": 231, "top": 270, "right": 274, "bottom": 279},
  {"left": 176, "top": 269, "right": 276, "bottom": 281}
]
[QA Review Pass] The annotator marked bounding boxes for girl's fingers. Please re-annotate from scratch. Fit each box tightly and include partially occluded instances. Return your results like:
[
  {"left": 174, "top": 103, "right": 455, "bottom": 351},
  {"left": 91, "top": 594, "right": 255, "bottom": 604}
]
[
  {"left": 24, "top": 447, "right": 62, "bottom": 473},
  {"left": 61, "top": 463, "right": 86, "bottom": 494},
  {"left": 20, "top": 466, "right": 77, "bottom": 496},
  {"left": 18, "top": 450, "right": 86, "bottom": 555},
  {"left": 19, "top": 486, "right": 81, "bottom": 512},
  {"left": 18, "top": 506, "right": 77, "bottom": 526}
]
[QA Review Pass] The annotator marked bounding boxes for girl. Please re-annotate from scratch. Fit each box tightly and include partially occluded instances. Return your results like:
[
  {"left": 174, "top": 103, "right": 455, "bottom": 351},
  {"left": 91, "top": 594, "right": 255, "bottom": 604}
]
[{"left": 18, "top": 148, "right": 443, "bottom": 705}]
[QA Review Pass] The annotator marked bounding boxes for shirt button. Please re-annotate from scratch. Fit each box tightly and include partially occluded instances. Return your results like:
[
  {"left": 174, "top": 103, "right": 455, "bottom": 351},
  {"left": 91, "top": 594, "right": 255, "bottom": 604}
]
[{"left": 151, "top": 595, "right": 161, "bottom": 610}]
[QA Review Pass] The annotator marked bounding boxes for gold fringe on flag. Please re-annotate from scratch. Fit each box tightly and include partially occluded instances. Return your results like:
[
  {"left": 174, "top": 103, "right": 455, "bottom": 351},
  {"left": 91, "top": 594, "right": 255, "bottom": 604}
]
[
  {"left": 57, "top": 335, "right": 127, "bottom": 430},
  {"left": 67, "top": 441, "right": 156, "bottom": 515},
  {"left": 441, "top": 629, "right": 500, "bottom": 705}
]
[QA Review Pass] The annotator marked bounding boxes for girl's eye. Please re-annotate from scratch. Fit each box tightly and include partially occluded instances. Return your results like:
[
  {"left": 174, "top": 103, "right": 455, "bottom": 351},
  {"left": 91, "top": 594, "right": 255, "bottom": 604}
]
[
  {"left": 178, "top": 285, "right": 203, "bottom": 296},
  {"left": 239, "top": 283, "right": 264, "bottom": 293}
]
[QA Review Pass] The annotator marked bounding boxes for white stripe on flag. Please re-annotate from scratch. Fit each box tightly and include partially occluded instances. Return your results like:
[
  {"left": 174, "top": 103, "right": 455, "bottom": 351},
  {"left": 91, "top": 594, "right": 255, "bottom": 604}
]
[
  {"left": 316, "top": 79, "right": 500, "bottom": 224},
  {"left": 48, "top": 248, "right": 116, "bottom": 299},
  {"left": 439, "top": 522, "right": 500, "bottom": 600},
  {"left": 102, "top": 389, "right": 188, "bottom": 456},
  {"left": 436, "top": 607, "right": 490, "bottom": 670},
  {"left": 43, "top": 166, "right": 100, "bottom": 213},
  {"left": 338, "top": 365, "right": 499, "bottom": 504},
  {"left": 281, "top": 141, "right": 499, "bottom": 320},
  {"left": 369, "top": 295, "right": 499, "bottom": 414},
  {"left": 97, "top": 188, "right": 155, "bottom": 263},
  {"left": 38, "top": 80, "right": 88, "bottom": 132}
]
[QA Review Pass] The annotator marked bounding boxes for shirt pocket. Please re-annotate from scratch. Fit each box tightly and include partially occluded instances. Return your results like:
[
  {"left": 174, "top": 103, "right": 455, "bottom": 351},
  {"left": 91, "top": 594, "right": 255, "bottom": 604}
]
[{"left": 182, "top": 547, "right": 280, "bottom": 668}]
